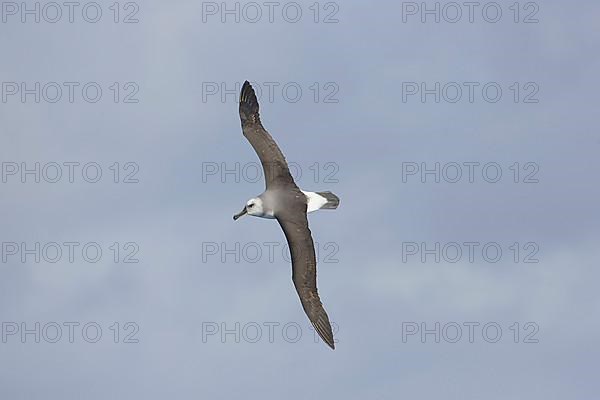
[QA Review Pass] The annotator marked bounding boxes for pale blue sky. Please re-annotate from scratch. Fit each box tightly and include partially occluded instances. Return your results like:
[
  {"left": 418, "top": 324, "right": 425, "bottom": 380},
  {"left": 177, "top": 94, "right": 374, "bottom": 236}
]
[{"left": 1, "top": 1, "right": 599, "bottom": 399}]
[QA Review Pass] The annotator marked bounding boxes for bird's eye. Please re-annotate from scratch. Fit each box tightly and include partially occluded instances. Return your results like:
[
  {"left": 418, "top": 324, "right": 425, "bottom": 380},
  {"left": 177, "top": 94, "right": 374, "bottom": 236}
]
[{"left": 248, "top": 203, "right": 254, "bottom": 208}]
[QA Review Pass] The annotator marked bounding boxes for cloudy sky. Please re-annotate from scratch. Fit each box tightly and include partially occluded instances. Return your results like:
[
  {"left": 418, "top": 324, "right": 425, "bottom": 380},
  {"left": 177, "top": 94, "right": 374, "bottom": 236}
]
[{"left": 1, "top": 0, "right": 599, "bottom": 398}]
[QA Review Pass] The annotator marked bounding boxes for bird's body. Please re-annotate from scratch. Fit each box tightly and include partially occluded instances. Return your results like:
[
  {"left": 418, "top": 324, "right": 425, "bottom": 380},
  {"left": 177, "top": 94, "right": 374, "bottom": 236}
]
[
  {"left": 243, "top": 190, "right": 335, "bottom": 219},
  {"left": 232, "top": 81, "right": 339, "bottom": 349}
]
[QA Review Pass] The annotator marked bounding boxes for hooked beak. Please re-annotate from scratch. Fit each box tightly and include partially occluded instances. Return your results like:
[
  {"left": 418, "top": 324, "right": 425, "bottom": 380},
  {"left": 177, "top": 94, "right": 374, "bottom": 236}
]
[{"left": 233, "top": 207, "right": 247, "bottom": 221}]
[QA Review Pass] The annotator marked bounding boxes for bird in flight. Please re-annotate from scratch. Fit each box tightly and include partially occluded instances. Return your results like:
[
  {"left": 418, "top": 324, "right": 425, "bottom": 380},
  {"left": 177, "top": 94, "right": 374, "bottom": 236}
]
[{"left": 233, "top": 81, "right": 340, "bottom": 349}]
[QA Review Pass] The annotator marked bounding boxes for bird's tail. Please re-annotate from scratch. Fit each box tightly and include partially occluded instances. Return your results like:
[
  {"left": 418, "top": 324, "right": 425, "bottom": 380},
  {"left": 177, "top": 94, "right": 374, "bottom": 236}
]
[{"left": 317, "top": 191, "right": 340, "bottom": 210}]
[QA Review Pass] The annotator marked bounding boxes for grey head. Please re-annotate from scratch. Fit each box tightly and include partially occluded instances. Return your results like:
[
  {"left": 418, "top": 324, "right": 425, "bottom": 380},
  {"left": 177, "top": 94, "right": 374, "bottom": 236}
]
[{"left": 232, "top": 193, "right": 276, "bottom": 220}]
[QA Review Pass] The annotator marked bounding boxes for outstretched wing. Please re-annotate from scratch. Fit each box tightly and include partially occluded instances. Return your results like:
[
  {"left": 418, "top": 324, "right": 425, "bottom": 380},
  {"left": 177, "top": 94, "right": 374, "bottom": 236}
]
[
  {"left": 239, "top": 81, "right": 296, "bottom": 189},
  {"left": 276, "top": 203, "right": 335, "bottom": 349}
]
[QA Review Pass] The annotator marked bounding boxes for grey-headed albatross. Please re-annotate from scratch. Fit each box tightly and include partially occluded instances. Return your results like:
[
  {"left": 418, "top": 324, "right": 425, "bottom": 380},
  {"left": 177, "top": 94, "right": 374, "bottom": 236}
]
[{"left": 233, "top": 81, "right": 340, "bottom": 349}]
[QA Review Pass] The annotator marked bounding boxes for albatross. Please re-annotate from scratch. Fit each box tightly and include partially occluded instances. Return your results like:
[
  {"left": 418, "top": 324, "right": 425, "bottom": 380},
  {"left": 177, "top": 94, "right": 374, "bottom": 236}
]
[{"left": 233, "top": 81, "right": 340, "bottom": 349}]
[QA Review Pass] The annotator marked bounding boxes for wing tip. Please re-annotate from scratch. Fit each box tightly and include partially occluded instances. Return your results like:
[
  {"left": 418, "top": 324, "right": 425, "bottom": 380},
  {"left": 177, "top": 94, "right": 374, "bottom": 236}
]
[
  {"left": 240, "top": 80, "right": 256, "bottom": 104},
  {"left": 241, "top": 80, "right": 251, "bottom": 96},
  {"left": 312, "top": 320, "right": 336, "bottom": 350},
  {"left": 239, "top": 80, "right": 260, "bottom": 124}
]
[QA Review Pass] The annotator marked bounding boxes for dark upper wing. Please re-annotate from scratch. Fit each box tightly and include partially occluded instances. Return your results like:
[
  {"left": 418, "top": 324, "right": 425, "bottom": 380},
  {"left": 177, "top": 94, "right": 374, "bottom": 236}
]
[
  {"left": 277, "top": 203, "right": 335, "bottom": 350},
  {"left": 239, "top": 81, "right": 296, "bottom": 189}
]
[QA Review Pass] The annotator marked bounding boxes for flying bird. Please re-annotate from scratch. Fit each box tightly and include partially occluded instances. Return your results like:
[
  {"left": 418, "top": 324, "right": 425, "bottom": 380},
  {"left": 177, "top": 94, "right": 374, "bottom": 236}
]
[{"left": 233, "top": 81, "right": 340, "bottom": 349}]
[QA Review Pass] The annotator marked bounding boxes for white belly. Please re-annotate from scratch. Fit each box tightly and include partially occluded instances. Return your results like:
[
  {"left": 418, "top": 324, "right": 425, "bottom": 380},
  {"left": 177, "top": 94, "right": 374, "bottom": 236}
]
[{"left": 301, "top": 191, "right": 328, "bottom": 213}]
